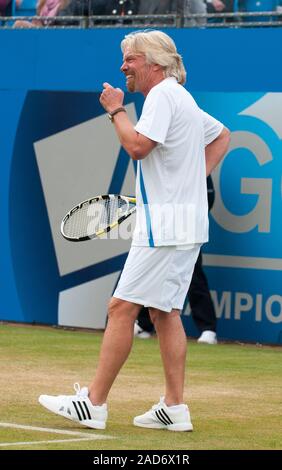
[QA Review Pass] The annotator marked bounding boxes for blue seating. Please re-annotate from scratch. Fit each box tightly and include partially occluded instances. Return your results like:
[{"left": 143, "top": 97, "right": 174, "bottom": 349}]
[
  {"left": 242, "top": 0, "right": 278, "bottom": 11},
  {"left": 14, "top": 0, "right": 37, "bottom": 17},
  {"left": 236, "top": 0, "right": 279, "bottom": 21}
]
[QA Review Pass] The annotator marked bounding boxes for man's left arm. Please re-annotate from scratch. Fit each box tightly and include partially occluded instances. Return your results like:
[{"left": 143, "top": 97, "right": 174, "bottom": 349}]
[{"left": 205, "top": 127, "right": 231, "bottom": 176}]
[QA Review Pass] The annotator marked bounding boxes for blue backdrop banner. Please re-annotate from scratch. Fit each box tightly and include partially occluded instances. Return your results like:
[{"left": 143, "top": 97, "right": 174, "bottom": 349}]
[{"left": 0, "top": 28, "right": 281, "bottom": 343}]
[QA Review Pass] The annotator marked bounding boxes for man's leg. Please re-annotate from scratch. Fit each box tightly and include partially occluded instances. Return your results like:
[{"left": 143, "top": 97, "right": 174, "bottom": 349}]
[
  {"left": 149, "top": 307, "right": 187, "bottom": 406},
  {"left": 89, "top": 297, "right": 141, "bottom": 405},
  {"left": 188, "top": 251, "right": 217, "bottom": 333},
  {"left": 137, "top": 307, "right": 155, "bottom": 333}
]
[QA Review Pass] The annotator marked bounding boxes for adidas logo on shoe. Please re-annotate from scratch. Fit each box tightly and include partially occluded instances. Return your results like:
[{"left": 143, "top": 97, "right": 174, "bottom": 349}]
[
  {"left": 38, "top": 383, "right": 108, "bottom": 430},
  {"left": 133, "top": 397, "right": 193, "bottom": 432}
]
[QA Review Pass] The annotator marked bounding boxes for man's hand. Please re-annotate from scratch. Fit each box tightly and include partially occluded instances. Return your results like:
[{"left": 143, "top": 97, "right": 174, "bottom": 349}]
[{"left": 100, "top": 82, "right": 124, "bottom": 113}]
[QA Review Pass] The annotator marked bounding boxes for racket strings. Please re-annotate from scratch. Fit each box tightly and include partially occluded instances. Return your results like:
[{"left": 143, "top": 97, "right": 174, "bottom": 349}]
[{"left": 63, "top": 197, "right": 128, "bottom": 239}]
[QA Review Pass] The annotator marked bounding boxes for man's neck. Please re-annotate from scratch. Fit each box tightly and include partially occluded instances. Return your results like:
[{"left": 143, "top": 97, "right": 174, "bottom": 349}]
[{"left": 142, "top": 74, "right": 166, "bottom": 97}]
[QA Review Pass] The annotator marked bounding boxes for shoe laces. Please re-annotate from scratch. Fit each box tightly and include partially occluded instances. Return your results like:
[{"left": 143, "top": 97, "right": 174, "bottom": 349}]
[
  {"left": 73, "top": 382, "right": 89, "bottom": 398},
  {"left": 151, "top": 397, "right": 165, "bottom": 411}
]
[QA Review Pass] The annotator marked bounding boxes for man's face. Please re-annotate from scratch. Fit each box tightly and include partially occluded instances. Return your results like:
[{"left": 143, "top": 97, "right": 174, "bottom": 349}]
[{"left": 120, "top": 49, "right": 154, "bottom": 93}]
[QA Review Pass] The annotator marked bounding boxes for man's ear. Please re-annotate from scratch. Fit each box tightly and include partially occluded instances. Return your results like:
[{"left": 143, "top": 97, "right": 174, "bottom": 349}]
[{"left": 152, "top": 63, "right": 163, "bottom": 72}]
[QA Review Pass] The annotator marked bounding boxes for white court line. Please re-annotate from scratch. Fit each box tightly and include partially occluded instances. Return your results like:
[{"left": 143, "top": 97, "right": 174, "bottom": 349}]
[
  {"left": 0, "top": 437, "right": 102, "bottom": 447},
  {"left": 0, "top": 422, "right": 114, "bottom": 447},
  {"left": 0, "top": 422, "right": 108, "bottom": 437}
]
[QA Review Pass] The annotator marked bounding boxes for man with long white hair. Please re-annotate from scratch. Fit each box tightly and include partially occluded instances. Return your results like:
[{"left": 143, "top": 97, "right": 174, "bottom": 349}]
[{"left": 39, "top": 30, "right": 230, "bottom": 431}]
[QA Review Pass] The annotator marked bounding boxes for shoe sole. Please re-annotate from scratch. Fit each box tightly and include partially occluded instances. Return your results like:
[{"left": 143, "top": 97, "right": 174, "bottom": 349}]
[
  {"left": 133, "top": 419, "right": 193, "bottom": 432},
  {"left": 38, "top": 396, "right": 106, "bottom": 430}
]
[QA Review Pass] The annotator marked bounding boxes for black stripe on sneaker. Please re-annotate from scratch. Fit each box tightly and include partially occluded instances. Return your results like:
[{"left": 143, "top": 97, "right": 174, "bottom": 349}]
[
  {"left": 77, "top": 401, "right": 87, "bottom": 420},
  {"left": 82, "top": 401, "right": 92, "bottom": 420},
  {"left": 160, "top": 409, "right": 173, "bottom": 425},
  {"left": 155, "top": 410, "right": 169, "bottom": 426},
  {"left": 73, "top": 401, "right": 82, "bottom": 421}
]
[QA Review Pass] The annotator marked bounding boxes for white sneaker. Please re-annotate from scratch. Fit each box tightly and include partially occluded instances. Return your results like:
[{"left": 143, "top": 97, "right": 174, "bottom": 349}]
[
  {"left": 134, "top": 322, "right": 152, "bottom": 339},
  {"left": 197, "top": 330, "right": 217, "bottom": 345},
  {"left": 133, "top": 397, "right": 193, "bottom": 432},
  {"left": 38, "top": 383, "right": 107, "bottom": 430}
]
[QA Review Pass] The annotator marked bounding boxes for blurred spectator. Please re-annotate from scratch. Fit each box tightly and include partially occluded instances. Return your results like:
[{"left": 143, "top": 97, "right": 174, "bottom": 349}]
[
  {"left": 138, "top": 0, "right": 176, "bottom": 14},
  {"left": 1, "top": 0, "right": 21, "bottom": 17},
  {"left": 184, "top": 1, "right": 207, "bottom": 26},
  {"left": 57, "top": 1, "right": 134, "bottom": 26},
  {"left": 108, "top": 0, "right": 138, "bottom": 25},
  {"left": 206, "top": 0, "right": 234, "bottom": 24},
  {"left": 12, "top": 0, "right": 117, "bottom": 27},
  {"left": 0, "top": 0, "right": 11, "bottom": 16},
  {"left": 91, "top": 0, "right": 117, "bottom": 15},
  {"left": 206, "top": 0, "right": 233, "bottom": 13},
  {"left": 110, "top": 0, "right": 138, "bottom": 15},
  {"left": 58, "top": 0, "right": 115, "bottom": 16},
  {"left": 13, "top": 0, "right": 68, "bottom": 27},
  {"left": 137, "top": 0, "right": 177, "bottom": 25}
]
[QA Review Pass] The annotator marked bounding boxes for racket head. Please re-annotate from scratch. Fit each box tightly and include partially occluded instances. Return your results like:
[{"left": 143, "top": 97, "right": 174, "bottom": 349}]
[{"left": 61, "top": 194, "right": 136, "bottom": 242}]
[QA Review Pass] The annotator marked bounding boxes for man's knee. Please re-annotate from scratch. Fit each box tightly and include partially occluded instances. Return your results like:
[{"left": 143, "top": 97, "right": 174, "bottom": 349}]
[
  {"left": 108, "top": 297, "right": 140, "bottom": 321},
  {"left": 148, "top": 307, "right": 158, "bottom": 324},
  {"left": 108, "top": 297, "right": 123, "bottom": 319},
  {"left": 149, "top": 308, "right": 166, "bottom": 325},
  {"left": 149, "top": 308, "right": 181, "bottom": 325}
]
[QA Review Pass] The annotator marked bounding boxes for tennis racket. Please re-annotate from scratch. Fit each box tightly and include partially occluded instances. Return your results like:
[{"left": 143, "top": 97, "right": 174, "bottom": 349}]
[{"left": 61, "top": 194, "right": 136, "bottom": 242}]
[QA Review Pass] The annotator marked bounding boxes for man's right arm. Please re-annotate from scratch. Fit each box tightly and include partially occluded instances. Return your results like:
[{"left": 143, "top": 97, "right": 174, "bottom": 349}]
[
  {"left": 99, "top": 82, "right": 157, "bottom": 160},
  {"left": 112, "top": 111, "right": 157, "bottom": 160}
]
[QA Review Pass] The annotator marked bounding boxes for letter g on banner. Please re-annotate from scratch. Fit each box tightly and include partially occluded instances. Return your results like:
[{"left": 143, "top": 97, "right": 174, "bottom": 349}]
[{"left": 211, "top": 130, "right": 273, "bottom": 233}]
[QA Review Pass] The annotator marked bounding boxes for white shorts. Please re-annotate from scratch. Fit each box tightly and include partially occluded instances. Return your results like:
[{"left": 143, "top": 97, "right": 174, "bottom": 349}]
[{"left": 113, "top": 244, "right": 201, "bottom": 313}]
